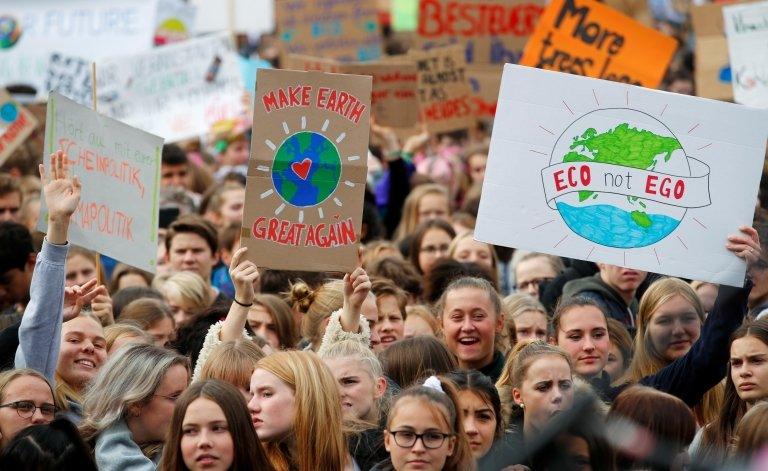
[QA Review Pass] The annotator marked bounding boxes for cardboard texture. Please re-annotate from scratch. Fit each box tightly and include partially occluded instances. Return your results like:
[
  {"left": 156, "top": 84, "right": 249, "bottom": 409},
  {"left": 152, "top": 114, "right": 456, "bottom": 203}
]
[
  {"left": 338, "top": 62, "right": 420, "bottom": 128},
  {"left": 466, "top": 65, "right": 502, "bottom": 122},
  {"left": 36, "top": 93, "right": 163, "bottom": 272},
  {"left": 692, "top": 2, "right": 740, "bottom": 101},
  {"left": 276, "top": 0, "right": 383, "bottom": 62},
  {"left": 95, "top": 33, "right": 244, "bottom": 143},
  {"left": 416, "top": 0, "right": 546, "bottom": 64},
  {"left": 0, "top": 89, "right": 37, "bottom": 165},
  {"left": 519, "top": 0, "right": 677, "bottom": 88},
  {"left": 0, "top": 0, "right": 158, "bottom": 101},
  {"left": 723, "top": 1, "right": 768, "bottom": 108},
  {"left": 410, "top": 45, "right": 476, "bottom": 133},
  {"left": 242, "top": 69, "right": 372, "bottom": 272},
  {"left": 475, "top": 65, "right": 768, "bottom": 287}
]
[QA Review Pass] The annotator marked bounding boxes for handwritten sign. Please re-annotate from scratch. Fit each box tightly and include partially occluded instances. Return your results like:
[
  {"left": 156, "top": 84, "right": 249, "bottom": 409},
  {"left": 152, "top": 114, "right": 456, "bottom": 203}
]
[
  {"left": 282, "top": 54, "right": 344, "bottom": 73},
  {"left": 417, "top": 0, "right": 546, "bottom": 64},
  {"left": 724, "top": 1, "right": 768, "bottom": 108},
  {"left": 692, "top": 3, "right": 737, "bottom": 101},
  {"left": 519, "top": 0, "right": 677, "bottom": 88},
  {"left": 242, "top": 69, "right": 371, "bottom": 272},
  {"left": 410, "top": 45, "right": 475, "bottom": 133},
  {"left": 475, "top": 65, "right": 768, "bottom": 287},
  {"left": 466, "top": 65, "right": 501, "bottom": 122},
  {"left": 154, "top": 0, "right": 196, "bottom": 46},
  {"left": 0, "top": 89, "right": 37, "bottom": 165},
  {"left": 45, "top": 53, "right": 92, "bottom": 107},
  {"left": 95, "top": 33, "right": 244, "bottom": 143},
  {"left": 190, "top": 0, "right": 274, "bottom": 35},
  {"left": 0, "top": 0, "right": 157, "bottom": 101},
  {"left": 275, "top": 0, "right": 382, "bottom": 62},
  {"left": 37, "top": 93, "right": 163, "bottom": 272}
]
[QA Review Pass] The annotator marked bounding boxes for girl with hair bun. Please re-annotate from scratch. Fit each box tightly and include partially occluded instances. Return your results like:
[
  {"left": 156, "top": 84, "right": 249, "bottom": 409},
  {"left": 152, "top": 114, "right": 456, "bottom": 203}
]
[{"left": 373, "top": 376, "right": 475, "bottom": 471}]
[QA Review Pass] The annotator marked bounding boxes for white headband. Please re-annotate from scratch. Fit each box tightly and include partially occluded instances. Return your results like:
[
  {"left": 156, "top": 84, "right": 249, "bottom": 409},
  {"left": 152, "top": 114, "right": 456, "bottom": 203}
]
[{"left": 423, "top": 375, "right": 444, "bottom": 393}]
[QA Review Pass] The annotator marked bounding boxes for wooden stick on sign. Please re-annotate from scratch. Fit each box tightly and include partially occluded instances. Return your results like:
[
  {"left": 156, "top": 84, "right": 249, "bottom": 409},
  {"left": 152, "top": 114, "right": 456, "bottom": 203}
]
[{"left": 90, "top": 62, "right": 103, "bottom": 286}]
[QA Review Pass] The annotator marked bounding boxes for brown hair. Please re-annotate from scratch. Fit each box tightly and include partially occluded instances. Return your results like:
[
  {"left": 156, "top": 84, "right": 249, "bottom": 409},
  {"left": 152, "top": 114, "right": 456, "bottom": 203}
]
[
  {"left": 394, "top": 183, "right": 451, "bottom": 240},
  {"left": 103, "top": 323, "right": 153, "bottom": 353},
  {"left": 165, "top": 214, "right": 218, "bottom": 254},
  {"left": 109, "top": 263, "right": 153, "bottom": 293},
  {"left": 0, "top": 369, "right": 55, "bottom": 407},
  {"left": 219, "top": 221, "right": 241, "bottom": 253},
  {"left": 371, "top": 277, "right": 408, "bottom": 319},
  {"left": 159, "top": 379, "right": 273, "bottom": 471},
  {"left": 368, "top": 256, "right": 423, "bottom": 300},
  {"left": 496, "top": 340, "right": 572, "bottom": 423},
  {"left": 405, "top": 305, "right": 440, "bottom": 336},
  {"left": 118, "top": 299, "right": 175, "bottom": 331},
  {"left": 361, "top": 240, "right": 402, "bottom": 271},
  {"left": 701, "top": 320, "right": 768, "bottom": 463},
  {"left": 199, "top": 181, "right": 244, "bottom": 218},
  {"left": 730, "top": 401, "right": 768, "bottom": 460},
  {"left": 386, "top": 378, "right": 476, "bottom": 471},
  {"left": 502, "top": 293, "right": 548, "bottom": 350},
  {"left": 435, "top": 276, "right": 502, "bottom": 321},
  {"left": 608, "top": 386, "right": 695, "bottom": 469},
  {"left": 379, "top": 336, "right": 458, "bottom": 389},
  {"left": 198, "top": 340, "right": 264, "bottom": 390},
  {"left": 0, "top": 173, "right": 22, "bottom": 201},
  {"left": 66, "top": 246, "right": 106, "bottom": 285},
  {"left": 606, "top": 318, "right": 633, "bottom": 382},
  {"left": 552, "top": 296, "right": 607, "bottom": 334},
  {"left": 408, "top": 219, "right": 457, "bottom": 274},
  {"left": 290, "top": 279, "right": 344, "bottom": 350},
  {"left": 252, "top": 294, "right": 299, "bottom": 349}
]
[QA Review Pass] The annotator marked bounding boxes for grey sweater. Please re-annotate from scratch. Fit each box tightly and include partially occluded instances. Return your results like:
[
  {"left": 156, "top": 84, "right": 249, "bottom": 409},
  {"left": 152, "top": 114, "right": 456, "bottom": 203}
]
[
  {"left": 95, "top": 419, "right": 159, "bottom": 471},
  {"left": 14, "top": 240, "right": 68, "bottom": 382}
]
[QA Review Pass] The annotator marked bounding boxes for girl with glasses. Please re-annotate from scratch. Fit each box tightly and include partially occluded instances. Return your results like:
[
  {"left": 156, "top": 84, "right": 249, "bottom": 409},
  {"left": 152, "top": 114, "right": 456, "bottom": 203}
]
[
  {"left": 375, "top": 377, "right": 474, "bottom": 471},
  {"left": 0, "top": 369, "right": 56, "bottom": 449}
]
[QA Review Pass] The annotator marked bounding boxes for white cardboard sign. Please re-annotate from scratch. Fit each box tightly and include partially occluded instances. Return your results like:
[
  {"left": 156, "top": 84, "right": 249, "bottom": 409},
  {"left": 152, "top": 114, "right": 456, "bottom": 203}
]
[
  {"left": 475, "top": 64, "right": 768, "bottom": 287},
  {"left": 723, "top": 1, "right": 768, "bottom": 108},
  {"left": 37, "top": 93, "right": 163, "bottom": 273},
  {"left": 0, "top": 0, "right": 157, "bottom": 101},
  {"left": 95, "top": 33, "right": 244, "bottom": 142}
]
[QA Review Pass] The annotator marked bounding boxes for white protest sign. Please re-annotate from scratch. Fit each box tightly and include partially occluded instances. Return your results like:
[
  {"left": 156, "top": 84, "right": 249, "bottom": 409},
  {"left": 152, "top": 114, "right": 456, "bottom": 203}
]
[
  {"left": 154, "top": 0, "right": 196, "bottom": 46},
  {"left": 0, "top": 0, "right": 157, "bottom": 101},
  {"left": 723, "top": 1, "right": 768, "bottom": 108},
  {"left": 37, "top": 93, "right": 163, "bottom": 273},
  {"left": 45, "top": 52, "right": 92, "bottom": 107},
  {"left": 475, "top": 65, "right": 768, "bottom": 287},
  {"left": 191, "top": 0, "right": 274, "bottom": 35},
  {"left": 96, "top": 33, "right": 244, "bottom": 143}
]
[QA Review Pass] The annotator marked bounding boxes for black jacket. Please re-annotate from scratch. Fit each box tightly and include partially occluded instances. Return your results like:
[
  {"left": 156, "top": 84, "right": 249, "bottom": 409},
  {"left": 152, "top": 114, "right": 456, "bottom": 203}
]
[{"left": 562, "top": 273, "right": 638, "bottom": 332}]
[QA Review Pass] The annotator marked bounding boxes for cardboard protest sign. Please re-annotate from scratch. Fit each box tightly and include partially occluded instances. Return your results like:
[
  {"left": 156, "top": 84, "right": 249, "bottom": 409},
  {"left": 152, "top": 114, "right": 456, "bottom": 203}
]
[
  {"left": 154, "top": 0, "right": 196, "bottom": 46},
  {"left": 0, "top": 0, "right": 157, "bottom": 101},
  {"left": 411, "top": 45, "right": 475, "bottom": 133},
  {"left": 191, "top": 0, "right": 274, "bottom": 36},
  {"left": 519, "top": 0, "right": 677, "bottom": 88},
  {"left": 692, "top": 3, "right": 738, "bottom": 101},
  {"left": 475, "top": 65, "right": 768, "bottom": 286},
  {"left": 282, "top": 55, "right": 344, "bottom": 73},
  {"left": 723, "top": 1, "right": 768, "bottom": 108},
  {"left": 95, "top": 33, "right": 244, "bottom": 143},
  {"left": 37, "top": 93, "right": 163, "bottom": 272},
  {"left": 275, "top": 0, "right": 383, "bottom": 62},
  {"left": 0, "top": 89, "right": 37, "bottom": 165},
  {"left": 242, "top": 69, "right": 371, "bottom": 272},
  {"left": 338, "top": 62, "right": 420, "bottom": 128},
  {"left": 417, "top": 0, "right": 546, "bottom": 64},
  {"left": 45, "top": 53, "right": 92, "bottom": 107},
  {"left": 466, "top": 65, "right": 501, "bottom": 122}
]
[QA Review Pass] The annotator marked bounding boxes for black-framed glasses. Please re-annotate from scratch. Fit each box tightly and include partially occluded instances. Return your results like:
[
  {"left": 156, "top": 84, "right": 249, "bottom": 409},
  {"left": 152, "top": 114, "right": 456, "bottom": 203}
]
[
  {"left": 0, "top": 401, "right": 57, "bottom": 418},
  {"left": 388, "top": 430, "right": 453, "bottom": 449}
]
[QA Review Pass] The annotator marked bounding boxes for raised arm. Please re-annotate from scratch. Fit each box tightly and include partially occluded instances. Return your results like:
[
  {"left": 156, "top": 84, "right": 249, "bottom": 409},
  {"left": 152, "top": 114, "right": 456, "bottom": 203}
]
[
  {"left": 16, "top": 151, "right": 82, "bottom": 380},
  {"left": 636, "top": 226, "right": 759, "bottom": 406},
  {"left": 220, "top": 247, "right": 259, "bottom": 342},
  {"left": 339, "top": 266, "right": 372, "bottom": 334}
]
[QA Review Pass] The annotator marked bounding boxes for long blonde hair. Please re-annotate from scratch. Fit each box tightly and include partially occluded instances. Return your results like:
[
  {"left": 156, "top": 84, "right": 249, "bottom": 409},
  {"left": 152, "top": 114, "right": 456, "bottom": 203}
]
[
  {"left": 255, "top": 351, "right": 348, "bottom": 471},
  {"left": 624, "top": 277, "right": 722, "bottom": 424},
  {"left": 394, "top": 183, "right": 450, "bottom": 240}
]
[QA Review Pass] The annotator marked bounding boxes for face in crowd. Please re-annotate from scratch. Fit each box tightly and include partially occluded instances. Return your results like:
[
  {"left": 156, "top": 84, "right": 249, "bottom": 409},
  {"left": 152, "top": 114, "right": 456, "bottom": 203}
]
[
  {"left": 555, "top": 305, "right": 610, "bottom": 379},
  {"left": 441, "top": 286, "right": 502, "bottom": 371},
  {"left": 0, "top": 374, "right": 55, "bottom": 447},
  {"left": 513, "top": 354, "right": 574, "bottom": 436},
  {"left": 730, "top": 335, "right": 768, "bottom": 405},
  {"left": 515, "top": 255, "right": 558, "bottom": 298},
  {"left": 322, "top": 355, "right": 386, "bottom": 421},
  {"left": 512, "top": 309, "right": 548, "bottom": 344},
  {"left": 168, "top": 233, "right": 217, "bottom": 282},
  {"left": 248, "top": 368, "right": 296, "bottom": 441},
  {"left": 646, "top": 294, "right": 701, "bottom": 362},
  {"left": 418, "top": 227, "right": 453, "bottom": 274},
  {"left": 598, "top": 264, "right": 647, "bottom": 301},
  {"left": 452, "top": 238, "right": 494, "bottom": 272},
  {"left": 457, "top": 390, "right": 497, "bottom": 459},
  {"left": 374, "top": 294, "right": 405, "bottom": 352},
  {"left": 57, "top": 316, "right": 107, "bottom": 392},
  {"left": 385, "top": 396, "right": 457, "bottom": 471},
  {"left": 180, "top": 397, "right": 235, "bottom": 471}
]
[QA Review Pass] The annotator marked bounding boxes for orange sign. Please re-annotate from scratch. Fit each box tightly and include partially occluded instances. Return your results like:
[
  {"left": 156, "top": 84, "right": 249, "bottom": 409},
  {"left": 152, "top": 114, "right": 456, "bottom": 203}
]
[{"left": 519, "top": 0, "right": 677, "bottom": 88}]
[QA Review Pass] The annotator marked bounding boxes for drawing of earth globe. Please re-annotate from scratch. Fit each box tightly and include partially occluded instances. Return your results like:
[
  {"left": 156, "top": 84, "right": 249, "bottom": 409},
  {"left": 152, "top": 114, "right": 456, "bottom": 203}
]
[
  {"left": 550, "top": 108, "right": 690, "bottom": 249},
  {"left": 0, "top": 16, "right": 21, "bottom": 49},
  {"left": 271, "top": 131, "right": 341, "bottom": 208}
]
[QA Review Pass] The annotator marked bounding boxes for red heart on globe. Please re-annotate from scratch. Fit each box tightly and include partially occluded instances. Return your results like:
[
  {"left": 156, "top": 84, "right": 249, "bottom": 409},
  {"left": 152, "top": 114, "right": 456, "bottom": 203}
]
[{"left": 291, "top": 158, "right": 312, "bottom": 180}]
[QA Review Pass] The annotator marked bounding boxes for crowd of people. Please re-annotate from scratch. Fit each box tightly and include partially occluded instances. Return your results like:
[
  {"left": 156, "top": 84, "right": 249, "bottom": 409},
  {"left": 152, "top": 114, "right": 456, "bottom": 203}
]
[{"left": 1, "top": 4, "right": 768, "bottom": 471}]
